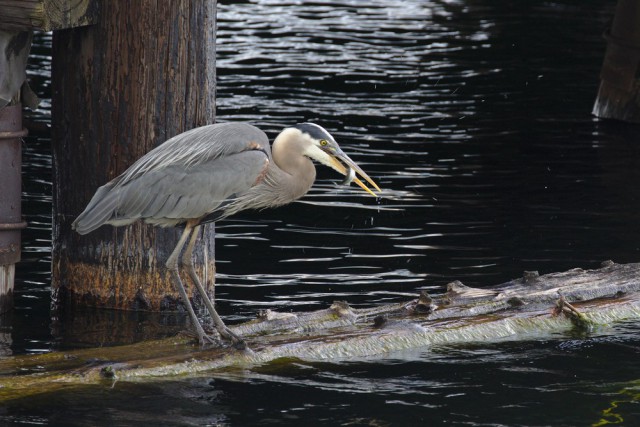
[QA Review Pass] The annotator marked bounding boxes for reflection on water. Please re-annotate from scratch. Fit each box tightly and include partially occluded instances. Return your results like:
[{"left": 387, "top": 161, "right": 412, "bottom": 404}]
[{"left": 5, "top": 0, "right": 640, "bottom": 425}]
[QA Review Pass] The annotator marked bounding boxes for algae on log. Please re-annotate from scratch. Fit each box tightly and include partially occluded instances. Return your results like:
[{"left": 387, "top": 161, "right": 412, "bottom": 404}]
[{"left": 1, "top": 261, "right": 640, "bottom": 401}]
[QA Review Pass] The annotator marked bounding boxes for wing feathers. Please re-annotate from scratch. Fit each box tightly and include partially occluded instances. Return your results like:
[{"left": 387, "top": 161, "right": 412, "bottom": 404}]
[{"left": 72, "top": 128, "right": 270, "bottom": 234}]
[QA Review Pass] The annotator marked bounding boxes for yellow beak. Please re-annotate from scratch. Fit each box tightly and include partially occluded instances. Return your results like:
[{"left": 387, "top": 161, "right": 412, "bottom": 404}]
[{"left": 328, "top": 152, "right": 381, "bottom": 197}]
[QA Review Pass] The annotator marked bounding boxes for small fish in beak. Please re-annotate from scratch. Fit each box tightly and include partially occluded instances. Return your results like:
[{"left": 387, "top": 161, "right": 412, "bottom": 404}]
[{"left": 341, "top": 166, "right": 356, "bottom": 186}]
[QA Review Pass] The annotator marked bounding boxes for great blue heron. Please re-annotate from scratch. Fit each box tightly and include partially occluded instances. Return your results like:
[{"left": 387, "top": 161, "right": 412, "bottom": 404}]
[{"left": 72, "top": 122, "right": 380, "bottom": 348}]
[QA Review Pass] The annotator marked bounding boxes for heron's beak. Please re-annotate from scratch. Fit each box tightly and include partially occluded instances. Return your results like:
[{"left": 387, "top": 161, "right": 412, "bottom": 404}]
[{"left": 327, "top": 149, "right": 381, "bottom": 197}]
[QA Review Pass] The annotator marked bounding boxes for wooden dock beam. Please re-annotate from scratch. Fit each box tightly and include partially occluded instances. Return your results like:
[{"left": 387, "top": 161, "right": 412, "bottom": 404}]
[
  {"left": 51, "top": 1, "right": 217, "bottom": 311},
  {"left": 592, "top": 0, "right": 640, "bottom": 123}
]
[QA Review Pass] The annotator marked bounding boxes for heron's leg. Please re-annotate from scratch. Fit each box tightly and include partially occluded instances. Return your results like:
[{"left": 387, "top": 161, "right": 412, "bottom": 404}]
[
  {"left": 182, "top": 224, "right": 247, "bottom": 350},
  {"left": 182, "top": 224, "right": 215, "bottom": 303},
  {"left": 167, "top": 224, "right": 217, "bottom": 346}
]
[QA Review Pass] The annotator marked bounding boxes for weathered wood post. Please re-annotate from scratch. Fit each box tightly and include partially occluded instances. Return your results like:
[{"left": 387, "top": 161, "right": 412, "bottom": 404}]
[
  {"left": 0, "top": 0, "right": 98, "bottom": 347},
  {"left": 592, "top": 0, "right": 640, "bottom": 123},
  {"left": 0, "top": 105, "right": 27, "bottom": 315},
  {"left": 0, "top": 30, "right": 32, "bottom": 314},
  {"left": 51, "top": 1, "right": 217, "bottom": 311}
]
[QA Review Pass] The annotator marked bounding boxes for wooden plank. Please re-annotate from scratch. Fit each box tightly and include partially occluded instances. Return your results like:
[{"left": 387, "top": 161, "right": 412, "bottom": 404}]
[{"left": 0, "top": 0, "right": 98, "bottom": 31}]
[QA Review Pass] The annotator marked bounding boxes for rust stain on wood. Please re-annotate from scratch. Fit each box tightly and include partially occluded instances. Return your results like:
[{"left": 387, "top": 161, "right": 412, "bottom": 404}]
[{"left": 54, "top": 258, "right": 215, "bottom": 312}]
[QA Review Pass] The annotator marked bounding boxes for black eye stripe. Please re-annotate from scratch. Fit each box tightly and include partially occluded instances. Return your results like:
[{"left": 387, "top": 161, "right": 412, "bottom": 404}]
[{"left": 294, "top": 123, "right": 333, "bottom": 141}]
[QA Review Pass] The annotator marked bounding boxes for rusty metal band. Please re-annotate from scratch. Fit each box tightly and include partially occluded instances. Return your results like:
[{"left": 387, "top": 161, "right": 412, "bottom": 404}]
[
  {"left": 0, "top": 221, "right": 28, "bottom": 231},
  {"left": 0, "top": 128, "right": 28, "bottom": 140}
]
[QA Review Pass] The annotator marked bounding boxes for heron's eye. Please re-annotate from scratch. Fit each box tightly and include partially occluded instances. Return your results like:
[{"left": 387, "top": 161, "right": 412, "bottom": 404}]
[{"left": 320, "top": 139, "right": 328, "bottom": 146}]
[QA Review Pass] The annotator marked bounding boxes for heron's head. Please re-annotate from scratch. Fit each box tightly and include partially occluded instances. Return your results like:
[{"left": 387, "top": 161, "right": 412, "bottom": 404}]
[{"left": 292, "top": 123, "right": 381, "bottom": 196}]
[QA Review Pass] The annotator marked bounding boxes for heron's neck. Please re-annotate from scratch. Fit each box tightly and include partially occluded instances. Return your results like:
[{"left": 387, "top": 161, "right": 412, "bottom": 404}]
[{"left": 271, "top": 130, "right": 316, "bottom": 199}]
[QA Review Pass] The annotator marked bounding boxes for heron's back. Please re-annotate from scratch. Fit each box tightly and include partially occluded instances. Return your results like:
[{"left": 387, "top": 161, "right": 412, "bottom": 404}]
[{"left": 72, "top": 123, "right": 271, "bottom": 234}]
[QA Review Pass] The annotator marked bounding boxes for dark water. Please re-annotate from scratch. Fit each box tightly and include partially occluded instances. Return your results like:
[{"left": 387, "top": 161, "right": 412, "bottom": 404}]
[{"left": 3, "top": 0, "right": 640, "bottom": 425}]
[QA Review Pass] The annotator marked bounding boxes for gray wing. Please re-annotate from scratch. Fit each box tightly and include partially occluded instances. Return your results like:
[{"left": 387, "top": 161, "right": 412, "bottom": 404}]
[
  {"left": 72, "top": 123, "right": 270, "bottom": 234},
  {"left": 118, "top": 122, "right": 270, "bottom": 185}
]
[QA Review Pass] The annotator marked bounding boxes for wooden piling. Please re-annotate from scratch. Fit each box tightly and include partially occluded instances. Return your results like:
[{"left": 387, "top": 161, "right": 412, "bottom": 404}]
[
  {"left": 0, "top": 104, "right": 27, "bottom": 315},
  {"left": 1, "top": 1, "right": 98, "bottom": 317},
  {"left": 51, "top": 1, "right": 217, "bottom": 311},
  {"left": 1, "top": 29, "right": 33, "bottom": 310},
  {"left": 592, "top": 0, "right": 640, "bottom": 123}
]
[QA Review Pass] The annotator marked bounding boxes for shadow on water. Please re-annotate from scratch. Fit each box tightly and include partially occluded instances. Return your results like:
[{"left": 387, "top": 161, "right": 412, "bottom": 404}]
[{"left": 3, "top": 0, "right": 640, "bottom": 425}]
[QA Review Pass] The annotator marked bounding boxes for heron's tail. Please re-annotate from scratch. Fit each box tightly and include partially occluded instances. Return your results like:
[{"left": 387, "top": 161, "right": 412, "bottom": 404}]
[{"left": 72, "top": 183, "right": 122, "bottom": 235}]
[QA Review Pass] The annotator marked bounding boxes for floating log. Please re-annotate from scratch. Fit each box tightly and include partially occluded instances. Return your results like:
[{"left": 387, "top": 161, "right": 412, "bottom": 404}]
[{"left": 1, "top": 261, "right": 639, "bottom": 401}]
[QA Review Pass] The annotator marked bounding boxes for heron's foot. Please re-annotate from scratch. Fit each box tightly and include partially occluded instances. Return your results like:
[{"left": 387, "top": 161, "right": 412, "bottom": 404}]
[
  {"left": 214, "top": 325, "right": 248, "bottom": 351},
  {"left": 231, "top": 336, "right": 248, "bottom": 351},
  {"left": 199, "top": 334, "right": 222, "bottom": 347},
  {"left": 184, "top": 327, "right": 223, "bottom": 347},
  {"left": 188, "top": 324, "right": 247, "bottom": 350},
  {"left": 209, "top": 323, "right": 249, "bottom": 350}
]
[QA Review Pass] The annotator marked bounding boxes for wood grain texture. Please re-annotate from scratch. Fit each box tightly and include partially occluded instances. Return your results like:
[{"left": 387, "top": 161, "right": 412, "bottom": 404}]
[
  {"left": 0, "top": 0, "right": 98, "bottom": 31},
  {"left": 51, "top": 0, "right": 217, "bottom": 311}
]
